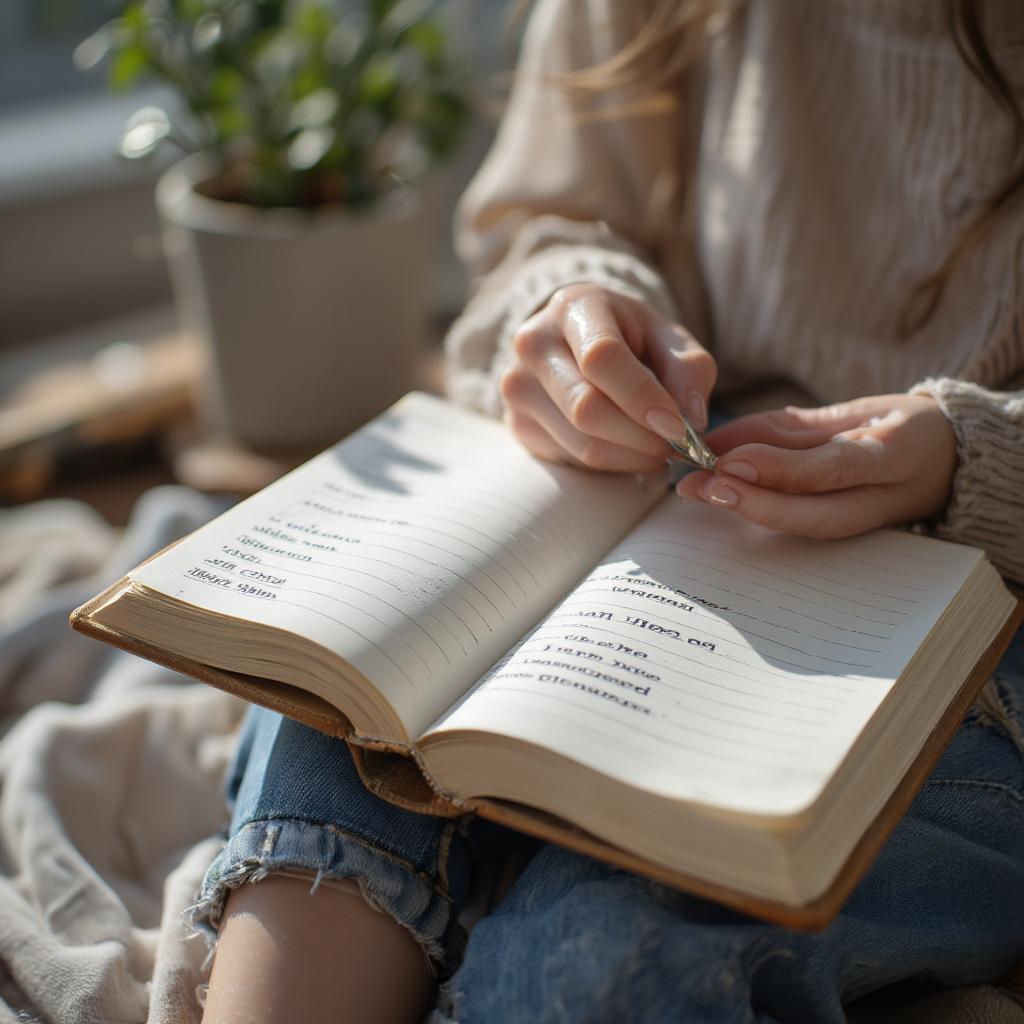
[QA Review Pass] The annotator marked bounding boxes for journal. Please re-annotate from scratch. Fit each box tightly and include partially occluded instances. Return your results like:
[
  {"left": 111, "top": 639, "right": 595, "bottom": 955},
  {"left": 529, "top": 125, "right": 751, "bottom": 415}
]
[{"left": 71, "top": 392, "right": 1022, "bottom": 927}]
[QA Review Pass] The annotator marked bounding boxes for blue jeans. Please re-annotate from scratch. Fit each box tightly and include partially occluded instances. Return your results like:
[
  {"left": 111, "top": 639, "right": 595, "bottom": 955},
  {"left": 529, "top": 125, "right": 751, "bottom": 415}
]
[{"left": 194, "top": 626, "right": 1024, "bottom": 1023}]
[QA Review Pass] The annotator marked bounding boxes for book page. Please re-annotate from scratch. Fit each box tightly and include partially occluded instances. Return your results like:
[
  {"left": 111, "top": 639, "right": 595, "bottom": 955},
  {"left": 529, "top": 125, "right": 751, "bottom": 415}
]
[
  {"left": 125, "top": 393, "right": 663, "bottom": 737},
  {"left": 426, "top": 497, "right": 984, "bottom": 815}
]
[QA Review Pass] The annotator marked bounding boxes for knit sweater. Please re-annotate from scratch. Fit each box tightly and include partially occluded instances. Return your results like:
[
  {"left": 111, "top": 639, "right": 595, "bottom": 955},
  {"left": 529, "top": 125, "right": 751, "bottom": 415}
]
[{"left": 443, "top": 0, "right": 1024, "bottom": 582}]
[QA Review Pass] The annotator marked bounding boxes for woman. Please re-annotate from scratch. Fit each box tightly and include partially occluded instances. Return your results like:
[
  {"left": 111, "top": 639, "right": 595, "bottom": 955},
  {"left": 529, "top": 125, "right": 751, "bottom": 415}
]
[{"left": 195, "top": 2, "right": 1024, "bottom": 1021}]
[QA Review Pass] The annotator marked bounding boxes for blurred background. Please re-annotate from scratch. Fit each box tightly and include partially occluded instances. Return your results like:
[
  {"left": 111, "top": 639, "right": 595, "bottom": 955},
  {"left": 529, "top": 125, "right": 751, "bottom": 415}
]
[
  {"left": 0, "top": 0, "right": 512, "bottom": 522},
  {"left": 0, "top": 8, "right": 531, "bottom": 1020}
]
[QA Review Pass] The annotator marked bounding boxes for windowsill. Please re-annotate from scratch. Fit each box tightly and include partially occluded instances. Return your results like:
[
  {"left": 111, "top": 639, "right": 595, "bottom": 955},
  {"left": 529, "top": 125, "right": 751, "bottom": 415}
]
[{"left": 0, "top": 87, "right": 173, "bottom": 208}]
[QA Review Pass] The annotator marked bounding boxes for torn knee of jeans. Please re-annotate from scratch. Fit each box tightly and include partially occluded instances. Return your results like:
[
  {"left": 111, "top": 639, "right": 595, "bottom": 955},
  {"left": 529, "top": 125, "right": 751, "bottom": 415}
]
[{"left": 184, "top": 861, "right": 450, "bottom": 974}]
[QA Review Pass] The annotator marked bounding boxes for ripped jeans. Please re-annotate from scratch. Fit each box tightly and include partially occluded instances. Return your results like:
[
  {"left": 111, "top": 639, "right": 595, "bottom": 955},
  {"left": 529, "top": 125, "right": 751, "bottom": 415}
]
[{"left": 192, "top": 625, "right": 1024, "bottom": 1023}]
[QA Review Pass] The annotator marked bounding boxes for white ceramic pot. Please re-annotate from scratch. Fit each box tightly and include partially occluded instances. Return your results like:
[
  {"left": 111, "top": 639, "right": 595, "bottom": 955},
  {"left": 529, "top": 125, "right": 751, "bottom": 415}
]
[{"left": 156, "top": 153, "right": 431, "bottom": 452}]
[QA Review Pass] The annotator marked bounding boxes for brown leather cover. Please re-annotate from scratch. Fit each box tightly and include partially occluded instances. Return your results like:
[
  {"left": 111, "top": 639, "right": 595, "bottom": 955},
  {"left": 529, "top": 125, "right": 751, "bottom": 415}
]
[{"left": 70, "top": 578, "right": 1024, "bottom": 930}]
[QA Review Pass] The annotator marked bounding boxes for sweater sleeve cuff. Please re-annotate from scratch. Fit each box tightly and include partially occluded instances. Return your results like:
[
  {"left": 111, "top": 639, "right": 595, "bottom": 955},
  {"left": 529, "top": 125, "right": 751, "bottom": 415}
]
[
  {"left": 909, "top": 377, "right": 1024, "bottom": 583},
  {"left": 444, "top": 228, "right": 679, "bottom": 419}
]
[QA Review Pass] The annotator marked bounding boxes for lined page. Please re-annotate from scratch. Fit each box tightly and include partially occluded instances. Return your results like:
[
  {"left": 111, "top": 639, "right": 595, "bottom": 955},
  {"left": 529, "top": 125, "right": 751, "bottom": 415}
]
[
  {"left": 426, "top": 497, "right": 984, "bottom": 815},
  {"left": 125, "top": 393, "right": 662, "bottom": 737}
]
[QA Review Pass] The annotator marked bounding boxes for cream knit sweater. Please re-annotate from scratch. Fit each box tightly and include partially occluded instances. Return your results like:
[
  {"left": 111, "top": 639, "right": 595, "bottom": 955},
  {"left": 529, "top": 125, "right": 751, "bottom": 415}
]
[{"left": 444, "top": 0, "right": 1024, "bottom": 582}]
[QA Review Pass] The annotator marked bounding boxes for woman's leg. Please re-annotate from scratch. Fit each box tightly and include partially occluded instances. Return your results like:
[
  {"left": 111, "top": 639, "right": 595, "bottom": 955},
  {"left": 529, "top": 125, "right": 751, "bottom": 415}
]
[
  {"left": 192, "top": 707, "right": 473, "bottom": 1024},
  {"left": 203, "top": 874, "right": 433, "bottom": 1024},
  {"left": 431, "top": 636, "right": 1024, "bottom": 1024}
]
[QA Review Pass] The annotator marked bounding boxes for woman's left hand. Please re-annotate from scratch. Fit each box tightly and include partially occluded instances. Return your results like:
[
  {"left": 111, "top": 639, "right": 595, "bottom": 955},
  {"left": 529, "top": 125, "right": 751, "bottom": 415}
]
[{"left": 675, "top": 394, "right": 958, "bottom": 539}]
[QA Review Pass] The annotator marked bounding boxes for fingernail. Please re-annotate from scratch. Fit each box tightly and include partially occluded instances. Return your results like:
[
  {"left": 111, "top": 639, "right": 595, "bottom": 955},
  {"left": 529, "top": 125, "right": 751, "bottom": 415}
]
[
  {"left": 720, "top": 459, "right": 757, "bottom": 483},
  {"left": 675, "top": 485, "right": 698, "bottom": 503},
  {"left": 684, "top": 391, "right": 707, "bottom": 430},
  {"left": 646, "top": 407, "right": 686, "bottom": 441},
  {"left": 705, "top": 481, "right": 739, "bottom": 507}
]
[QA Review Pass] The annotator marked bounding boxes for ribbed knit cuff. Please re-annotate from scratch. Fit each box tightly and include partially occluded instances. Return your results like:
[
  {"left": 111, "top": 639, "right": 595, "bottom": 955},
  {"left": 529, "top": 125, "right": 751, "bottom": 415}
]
[
  {"left": 910, "top": 377, "right": 1024, "bottom": 583},
  {"left": 445, "top": 234, "right": 678, "bottom": 419}
]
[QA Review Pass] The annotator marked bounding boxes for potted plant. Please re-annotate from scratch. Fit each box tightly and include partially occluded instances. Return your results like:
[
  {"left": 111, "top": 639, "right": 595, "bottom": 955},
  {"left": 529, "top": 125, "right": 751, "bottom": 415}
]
[{"left": 77, "top": 0, "right": 468, "bottom": 451}]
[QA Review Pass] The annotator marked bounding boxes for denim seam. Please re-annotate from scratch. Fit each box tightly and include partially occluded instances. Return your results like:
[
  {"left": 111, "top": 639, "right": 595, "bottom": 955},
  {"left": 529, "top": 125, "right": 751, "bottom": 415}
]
[
  {"left": 234, "top": 816, "right": 456, "bottom": 901},
  {"left": 924, "top": 778, "right": 1023, "bottom": 803}
]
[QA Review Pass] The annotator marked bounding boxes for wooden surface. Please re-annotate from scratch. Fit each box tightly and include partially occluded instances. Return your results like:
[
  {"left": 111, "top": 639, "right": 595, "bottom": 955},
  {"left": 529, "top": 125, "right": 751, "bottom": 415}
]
[
  {"left": 1, "top": 309, "right": 447, "bottom": 518},
  {"left": 0, "top": 309, "right": 197, "bottom": 509}
]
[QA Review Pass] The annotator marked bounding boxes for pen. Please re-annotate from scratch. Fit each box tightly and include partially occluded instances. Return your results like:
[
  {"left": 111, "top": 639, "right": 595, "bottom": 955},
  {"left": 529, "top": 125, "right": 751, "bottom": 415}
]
[{"left": 666, "top": 415, "right": 718, "bottom": 472}]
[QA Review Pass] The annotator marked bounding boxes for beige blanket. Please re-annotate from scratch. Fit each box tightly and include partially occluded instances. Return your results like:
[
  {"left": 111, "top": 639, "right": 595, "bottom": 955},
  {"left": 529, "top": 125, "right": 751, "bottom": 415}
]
[{"left": 0, "top": 488, "right": 244, "bottom": 1024}]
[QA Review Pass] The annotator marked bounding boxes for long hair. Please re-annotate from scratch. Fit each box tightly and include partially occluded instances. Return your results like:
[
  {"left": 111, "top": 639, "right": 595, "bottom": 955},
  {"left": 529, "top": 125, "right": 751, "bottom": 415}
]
[
  {"left": 516, "top": 0, "right": 1024, "bottom": 337},
  {"left": 900, "top": 1, "right": 1024, "bottom": 336}
]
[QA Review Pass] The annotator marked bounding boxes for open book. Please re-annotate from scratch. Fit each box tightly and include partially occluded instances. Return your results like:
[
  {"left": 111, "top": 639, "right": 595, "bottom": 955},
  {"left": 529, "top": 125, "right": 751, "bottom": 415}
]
[{"left": 72, "top": 392, "right": 1022, "bottom": 927}]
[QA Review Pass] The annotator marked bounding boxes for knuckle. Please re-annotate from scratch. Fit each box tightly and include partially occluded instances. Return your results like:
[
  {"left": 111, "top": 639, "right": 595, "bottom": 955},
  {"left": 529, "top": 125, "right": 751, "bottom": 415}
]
[
  {"left": 567, "top": 382, "right": 602, "bottom": 431},
  {"left": 550, "top": 283, "right": 600, "bottom": 312},
  {"left": 677, "top": 344, "right": 717, "bottom": 382},
  {"left": 511, "top": 325, "right": 546, "bottom": 361},
  {"left": 577, "top": 333, "right": 622, "bottom": 377},
  {"left": 823, "top": 443, "right": 865, "bottom": 488},
  {"left": 693, "top": 349, "right": 718, "bottom": 390},
  {"left": 498, "top": 366, "right": 530, "bottom": 404},
  {"left": 577, "top": 437, "right": 610, "bottom": 470},
  {"left": 771, "top": 406, "right": 808, "bottom": 430}
]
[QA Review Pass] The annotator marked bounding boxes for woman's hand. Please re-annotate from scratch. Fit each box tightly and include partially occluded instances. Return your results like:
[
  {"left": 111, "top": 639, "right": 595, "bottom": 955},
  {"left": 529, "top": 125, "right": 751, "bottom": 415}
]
[
  {"left": 500, "top": 283, "right": 717, "bottom": 473},
  {"left": 676, "top": 394, "right": 958, "bottom": 538}
]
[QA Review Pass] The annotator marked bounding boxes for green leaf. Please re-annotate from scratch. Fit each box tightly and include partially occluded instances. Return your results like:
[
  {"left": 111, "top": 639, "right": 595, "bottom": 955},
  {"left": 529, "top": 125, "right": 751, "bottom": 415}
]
[
  {"left": 403, "top": 19, "right": 443, "bottom": 69},
  {"left": 211, "top": 103, "right": 250, "bottom": 141},
  {"left": 287, "top": 126, "right": 335, "bottom": 170},
  {"left": 209, "top": 66, "right": 245, "bottom": 104},
  {"left": 120, "top": 4, "right": 148, "bottom": 32},
  {"left": 293, "top": 2, "right": 334, "bottom": 43},
  {"left": 80, "top": 0, "right": 468, "bottom": 209},
  {"left": 417, "top": 90, "right": 467, "bottom": 157},
  {"left": 72, "top": 24, "right": 115, "bottom": 72},
  {"left": 291, "top": 62, "right": 328, "bottom": 98},
  {"left": 120, "top": 105, "right": 171, "bottom": 158},
  {"left": 109, "top": 44, "right": 150, "bottom": 90},
  {"left": 369, "top": 0, "right": 402, "bottom": 26},
  {"left": 383, "top": 0, "right": 430, "bottom": 35},
  {"left": 289, "top": 87, "right": 340, "bottom": 130},
  {"left": 192, "top": 12, "right": 223, "bottom": 50},
  {"left": 176, "top": 0, "right": 208, "bottom": 22},
  {"left": 359, "top": 53, "right": 398, "bottom": 104}
]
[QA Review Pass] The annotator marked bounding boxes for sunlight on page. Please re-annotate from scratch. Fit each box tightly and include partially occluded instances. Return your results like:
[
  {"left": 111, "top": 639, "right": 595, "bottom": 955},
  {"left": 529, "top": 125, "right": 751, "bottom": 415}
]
[
  {"left": 429, "top": 500, "right": 983, "bottom": 815},
  {"left": 125, "top": 393, "right": 663, "bottom": 736}
]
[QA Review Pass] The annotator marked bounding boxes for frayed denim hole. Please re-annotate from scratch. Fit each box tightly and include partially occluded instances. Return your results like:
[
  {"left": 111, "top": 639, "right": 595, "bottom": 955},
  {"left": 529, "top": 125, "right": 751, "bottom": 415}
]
[
  {"left": 343, "top": 873, "right": 446, "bottom": 977},
  {"left": 191, "top": 858, "right": 452, "bottom": 974},
  {"left": 259, "top": 824, "right": 282, "bottom": 857}
]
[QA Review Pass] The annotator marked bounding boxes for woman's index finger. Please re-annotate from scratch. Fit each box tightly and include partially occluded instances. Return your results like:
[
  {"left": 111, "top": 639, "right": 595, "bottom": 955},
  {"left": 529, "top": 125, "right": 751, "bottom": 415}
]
[{"left": 558, "top": 294, "right": 686, "bottom": 439}]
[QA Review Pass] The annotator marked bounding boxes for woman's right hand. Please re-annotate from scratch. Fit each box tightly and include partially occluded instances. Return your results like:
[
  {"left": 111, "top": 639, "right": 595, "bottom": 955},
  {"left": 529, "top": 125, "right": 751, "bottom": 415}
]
[{"left": 499, "top": 283, "right": 717, "bottom": 473}]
